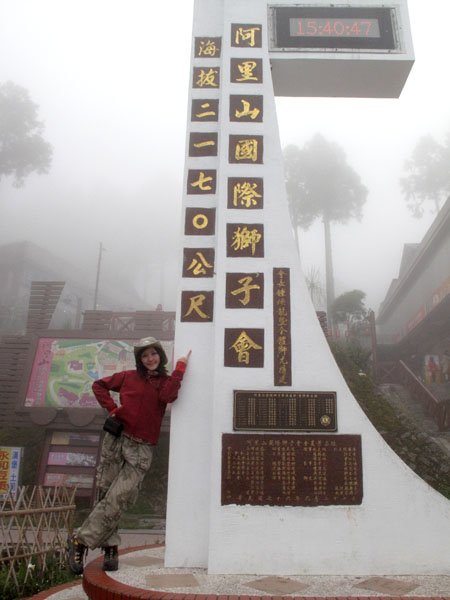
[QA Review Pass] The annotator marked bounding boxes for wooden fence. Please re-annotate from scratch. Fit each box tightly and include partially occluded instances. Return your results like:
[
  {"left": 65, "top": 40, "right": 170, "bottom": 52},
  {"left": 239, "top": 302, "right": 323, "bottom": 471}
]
[{"left": 0, "top": 485, "right": 76, "bottom": 596}]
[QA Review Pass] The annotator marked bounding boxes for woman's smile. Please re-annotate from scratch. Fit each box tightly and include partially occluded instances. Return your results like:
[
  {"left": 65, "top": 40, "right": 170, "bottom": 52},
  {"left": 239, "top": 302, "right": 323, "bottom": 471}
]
[{"left": 141, "top": 348, "right": 161, "bottom": 371}]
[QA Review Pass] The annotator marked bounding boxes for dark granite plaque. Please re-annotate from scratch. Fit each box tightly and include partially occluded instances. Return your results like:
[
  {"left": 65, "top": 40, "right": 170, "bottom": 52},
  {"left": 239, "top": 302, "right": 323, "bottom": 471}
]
[
  {"left": 228, "top": 177, "right": 263, "bottom": 209},
  {"left": 181, "top": 291, "right": 214, "bottom": 322},
  {"left": 229, "top": 135, "right": 263, "bottom": 164},
  {"left": 187, "top": 170, "right": 216, "bottom": 195},
  {"left": 226, "top": 273, "right": 264, "bottom": 309},
  {"left": 191, "top": 99, "right": 219, "bottom": 122},
  {"left": 189, "top": 132, "right": 218, "bottom": 157},
  {"left": 233, "top": 390, "right": 337, "bottom": 431},
  {"left": 273, "top": 268, "right": 291, "bottom": 386},
  {"left": 230, "top": 58, "right": 263, "bottom": 84},
  {"left": 224, "top": 328, "right": 264, "bottom": 368},
  {"left": 230, "top": 95, "right": 263, "bottom": 123},
  {"left": 182, "top": 248, "right": 215, "bottom": 278},
  {"left": 194, "top": 37, "right": 221, "bottom": 58},
  {"left": 222, "top": 433, "right": 363, "bottom": 506},
  {"left": 227, "top": 223, "right": 264, "bottom": 258},
  {"left": 185, "top": 208, "right": 216, "bottom": 236},
  {"left": 193, "top": 66, "right": 220, "bottom": 89},
  {"left": 231, "top": 24, "right": 262, "bottom": 48}
]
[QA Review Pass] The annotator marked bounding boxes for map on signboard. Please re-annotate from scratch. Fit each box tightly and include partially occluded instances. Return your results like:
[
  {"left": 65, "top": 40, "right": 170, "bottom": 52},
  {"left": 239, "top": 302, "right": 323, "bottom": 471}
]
[{"left": 25, "top": 338, "right": 173, "bottom": 408}]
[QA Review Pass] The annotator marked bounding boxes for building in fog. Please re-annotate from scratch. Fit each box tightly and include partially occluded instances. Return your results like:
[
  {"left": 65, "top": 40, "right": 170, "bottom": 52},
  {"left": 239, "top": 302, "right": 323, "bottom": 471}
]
[
  {"left": 377, "top": 197, "right": 450, "bottom": 382},
  {"left": 0, "top": 241, "right": 144, "bottom": 334}
]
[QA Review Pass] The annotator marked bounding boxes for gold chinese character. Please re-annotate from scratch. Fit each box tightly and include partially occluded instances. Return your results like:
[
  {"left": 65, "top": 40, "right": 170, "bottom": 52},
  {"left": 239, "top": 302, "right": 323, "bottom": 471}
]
[
  {"left": 231, "top": 276, "right": 260, "bottom": 306},
  {"left": 233, "top": 181, "right": 262, "bottom": 208},
  {"left": 198, "top": 39, "right": 219, "bottom": 57},
  {"left": 231, "top": 226, "right": 262, "bottom": 255},
  {"left": 195, "top": 102, "right": 217, "bottom": 119},
  {"left": 235, "top": 26, "right": 261, "bottom": 47},
  {"left": 196, "top": 68, "right": 219, "bottom": 87},
  {"left": 235, "top": 138, "right": 258, "bottom": 162},
  {"left": 187, "top": 252, "right": 213, "bottom": 276},
  {"left": 193, "top": 139, "right": 216, "bottom": 149},
  {"left": 190, "top": 171, "right": 214, "bottom": 191},
  {"left": 184, "top": 294, "right": 210, "bottom": 319},
  {"left": 236, "top": 61, "right": 259, "bottom": 82},
  {"left": 235, "top": 99, "right": 260, "bottom": 120},
  {"left": 230, "top": 330, "right": 262, "bottom": 364}
]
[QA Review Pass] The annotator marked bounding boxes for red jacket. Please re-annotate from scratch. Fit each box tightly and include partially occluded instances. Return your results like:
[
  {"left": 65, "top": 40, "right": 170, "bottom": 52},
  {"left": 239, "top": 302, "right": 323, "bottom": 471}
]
[{"left": 92, "top": 361, "right": 186, "bottom": 444}]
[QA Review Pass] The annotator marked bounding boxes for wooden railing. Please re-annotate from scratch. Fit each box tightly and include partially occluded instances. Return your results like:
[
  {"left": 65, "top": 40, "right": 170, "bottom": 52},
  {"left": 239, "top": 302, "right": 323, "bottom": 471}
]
[
  {"left": 398, "top": 360, "right": 450, "bottom": 431},
  {"left": 0, "top": 485, "right": 76, "bottom": 597}
]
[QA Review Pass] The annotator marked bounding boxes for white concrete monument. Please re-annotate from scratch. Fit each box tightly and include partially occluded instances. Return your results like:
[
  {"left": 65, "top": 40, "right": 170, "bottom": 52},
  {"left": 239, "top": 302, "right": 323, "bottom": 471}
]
[{"left": 165, "top": 0, "right": 450, "bottom": 575}]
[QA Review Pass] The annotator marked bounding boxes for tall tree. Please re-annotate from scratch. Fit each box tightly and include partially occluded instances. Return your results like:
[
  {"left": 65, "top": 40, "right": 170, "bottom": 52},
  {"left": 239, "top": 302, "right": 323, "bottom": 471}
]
[
  {"left": 284, "top": 134, "right": 368, "bottom": 321},
  {"left": 0, "top": 81, "right": 52, "bottom": 187},
  {"left": 400, "top": 133, "right": 450, "bottom": 218}
]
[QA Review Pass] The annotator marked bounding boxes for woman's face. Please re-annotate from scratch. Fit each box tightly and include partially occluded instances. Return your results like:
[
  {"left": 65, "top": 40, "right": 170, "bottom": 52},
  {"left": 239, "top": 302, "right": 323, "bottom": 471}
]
[{"left": 140, "top": 347, "right": 161, "bottom": 372}]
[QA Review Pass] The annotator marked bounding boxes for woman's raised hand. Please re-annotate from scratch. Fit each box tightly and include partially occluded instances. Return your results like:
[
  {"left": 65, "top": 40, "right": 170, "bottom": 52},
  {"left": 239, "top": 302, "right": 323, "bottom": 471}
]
[{"left": 178, "top": 349, "right": 192, "bottom": 364}]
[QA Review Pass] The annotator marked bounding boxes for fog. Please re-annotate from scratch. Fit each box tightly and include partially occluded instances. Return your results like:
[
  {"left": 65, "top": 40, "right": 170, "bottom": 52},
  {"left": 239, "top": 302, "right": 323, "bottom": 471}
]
[{"left": 0, "top": 0, "right": 449, "bottom": 313}]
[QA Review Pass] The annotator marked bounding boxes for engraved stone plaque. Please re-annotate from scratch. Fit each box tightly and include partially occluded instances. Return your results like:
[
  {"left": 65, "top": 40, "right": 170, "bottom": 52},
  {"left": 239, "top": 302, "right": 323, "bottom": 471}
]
[
  {"left": 194, "top": 37, "right": 221, "bottom": 58},
  {"left": 189, "top": 132, "right": 218, "bottom": 157},
  {"left": 224, "top": 328, "right": 264, "bottom": 368},
  {"left": 230, "top": 58, "right": 263, "bottom": 84},
  {"left": 226, "top": 272, "right": 264, "bottom": 309},
  {"left": 231, "top": 24, "right": 263, "bottom": 48},
  {"left": 222, "top": 433, "right": 363, "bottom": 506},
  {"left": 191, "top": 99, "right": 219, "bottom": 122},
  {"left": 181, "top": 291, "right": 214, "bottom": 322},
  {"left": 230, "top": 95, "right": 263, "bottom": 123},
  {"left": 228, "top": 177, "right": 263, "bottom": 209},
  {"left": 193, "top": 66, "right": 220, "bottom": 89},
  {"left": 182, "top": 248, "right": 215, "bottom": 278},
  {"left": 185, "top": 208, "right": 216, "bottom": 236},
  {"left": 273, "top": 267, "right": 291, "bottom": 386},
  {"left": 227, "top": 223, "right": 264, "bottom": 258},
  {"left": 229, "top": 135, "right": 263, "bottom": 164},
  {"left": 187, "top": 170, "right": 217, "bottom": 195},
  {"left": 233, "top": 390, "right": 337, "bottom": 431}
]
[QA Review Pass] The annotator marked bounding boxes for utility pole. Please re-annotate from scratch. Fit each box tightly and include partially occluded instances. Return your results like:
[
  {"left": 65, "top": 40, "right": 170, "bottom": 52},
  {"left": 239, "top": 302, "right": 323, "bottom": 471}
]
[{"left": 93, "top": 242, "right": 105, "bottom": 310}]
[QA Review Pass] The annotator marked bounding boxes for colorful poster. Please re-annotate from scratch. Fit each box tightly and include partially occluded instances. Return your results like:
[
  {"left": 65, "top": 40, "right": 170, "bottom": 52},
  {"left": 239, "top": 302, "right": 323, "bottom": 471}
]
[
  {"left": 25, "top": 338, "right": 173, "bottom": 408},
  {"left": 0, "top": 447, "right": 22, "bottom": 499}
]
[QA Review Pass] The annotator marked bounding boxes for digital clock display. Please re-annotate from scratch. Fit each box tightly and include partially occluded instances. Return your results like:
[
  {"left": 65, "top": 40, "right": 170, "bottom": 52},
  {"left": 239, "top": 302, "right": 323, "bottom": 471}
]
[
  {"left": 289, "top": 18, "right": 381, "bottom": 39},
  {"left": 272, "top": 6, "right": 396, "bottom": 51}
]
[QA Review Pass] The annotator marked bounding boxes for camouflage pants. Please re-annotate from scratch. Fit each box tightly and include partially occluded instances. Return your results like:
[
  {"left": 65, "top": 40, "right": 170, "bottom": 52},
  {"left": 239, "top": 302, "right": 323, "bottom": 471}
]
[{"left": 77, "top": 433, "right": 154, "bottom": 549}]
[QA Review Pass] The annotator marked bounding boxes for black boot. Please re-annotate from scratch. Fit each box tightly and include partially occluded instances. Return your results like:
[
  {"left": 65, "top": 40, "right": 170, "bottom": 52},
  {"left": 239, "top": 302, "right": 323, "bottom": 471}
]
[
  {"left": 102, "top": 545, "right": 119, "bottom": 571},
  {"left": 66, "top": 534, "right": 88, "bottom": 575}
]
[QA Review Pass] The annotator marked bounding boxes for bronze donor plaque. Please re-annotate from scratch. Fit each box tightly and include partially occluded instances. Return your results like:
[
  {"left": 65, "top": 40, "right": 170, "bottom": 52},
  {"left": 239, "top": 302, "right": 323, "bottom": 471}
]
[
  {"left": 222, "top": 433, "right": 363, "bottom": 507},
  {"left": 233, "top": 390, "right": 337, "bottom": 431}
]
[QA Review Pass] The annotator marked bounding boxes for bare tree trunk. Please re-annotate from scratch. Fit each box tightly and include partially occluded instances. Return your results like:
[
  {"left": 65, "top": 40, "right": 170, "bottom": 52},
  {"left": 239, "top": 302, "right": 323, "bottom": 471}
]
[{"left": 323, "top": 216, "right": 335, "bottom": 329}]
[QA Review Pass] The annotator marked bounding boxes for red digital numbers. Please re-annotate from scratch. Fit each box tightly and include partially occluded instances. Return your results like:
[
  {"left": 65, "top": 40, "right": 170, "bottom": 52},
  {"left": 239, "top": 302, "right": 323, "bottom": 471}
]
[{"left": 294, "top": 18, "right": 378, "bottom": 38}]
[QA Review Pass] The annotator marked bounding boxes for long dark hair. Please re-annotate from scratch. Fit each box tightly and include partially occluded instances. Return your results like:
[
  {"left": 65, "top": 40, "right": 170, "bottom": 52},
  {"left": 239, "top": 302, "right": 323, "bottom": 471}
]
[{"left": 135, "top": 345, "right": 168, "bottom": 378}]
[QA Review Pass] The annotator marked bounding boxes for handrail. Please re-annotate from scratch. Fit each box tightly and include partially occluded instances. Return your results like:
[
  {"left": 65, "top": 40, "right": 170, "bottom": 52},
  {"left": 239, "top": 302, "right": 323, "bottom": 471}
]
[{"left": 398, "top": 360, "right": 450, "bottom": 431}]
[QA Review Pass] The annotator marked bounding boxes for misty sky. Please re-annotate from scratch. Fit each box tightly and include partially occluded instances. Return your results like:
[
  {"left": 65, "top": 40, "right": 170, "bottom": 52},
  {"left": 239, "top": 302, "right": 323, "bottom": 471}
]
[{"left": 0, "top": 0, "right": 449, "bottom": 313}]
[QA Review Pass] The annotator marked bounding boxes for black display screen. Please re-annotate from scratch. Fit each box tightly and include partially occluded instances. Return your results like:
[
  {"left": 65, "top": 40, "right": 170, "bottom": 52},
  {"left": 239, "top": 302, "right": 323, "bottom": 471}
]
[{"left": 272, "top": 6, "right": 396, "bottom": 50}]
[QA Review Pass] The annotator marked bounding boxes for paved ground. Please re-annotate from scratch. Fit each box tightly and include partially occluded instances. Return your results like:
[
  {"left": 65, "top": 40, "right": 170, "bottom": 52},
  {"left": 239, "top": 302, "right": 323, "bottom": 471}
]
[
  {"left": 31, "top": 383, "right": 450, "bottom": 599},
  {"left": 35, "top": 544, "right": 450, "bottom": 600}
]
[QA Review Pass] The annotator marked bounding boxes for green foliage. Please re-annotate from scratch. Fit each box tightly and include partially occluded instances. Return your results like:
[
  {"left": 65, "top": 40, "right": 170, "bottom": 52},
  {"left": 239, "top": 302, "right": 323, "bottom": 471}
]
[
  {"left": 0, "top": 552, "right": 78, "bottom": 600},
  {"left": 0, "top": 81, "right": 53, "bottom": 187},
  {"left": 330, "top": 341, "right": 450, "bottom": 499},
  {"left": 401, "top": 133, "right": 450, "bottom": 217},
  {"left": 331, "top": 289, "right": 367, "bottom": 324},
  {"left": 284, "top": 135, "right": 368, "bottom": 231}
]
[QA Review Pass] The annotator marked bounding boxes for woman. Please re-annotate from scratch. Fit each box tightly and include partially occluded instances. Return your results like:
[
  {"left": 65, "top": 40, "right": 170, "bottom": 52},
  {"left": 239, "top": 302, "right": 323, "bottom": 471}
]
[{"left": 67, "top": 337, "right": 191, "bottom": 574}]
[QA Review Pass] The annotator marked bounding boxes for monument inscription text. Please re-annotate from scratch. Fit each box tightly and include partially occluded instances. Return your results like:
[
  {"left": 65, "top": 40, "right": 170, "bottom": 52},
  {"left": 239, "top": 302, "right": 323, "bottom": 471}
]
[{"left": 222, "top": 433, "right": 363, "bottom": 506}]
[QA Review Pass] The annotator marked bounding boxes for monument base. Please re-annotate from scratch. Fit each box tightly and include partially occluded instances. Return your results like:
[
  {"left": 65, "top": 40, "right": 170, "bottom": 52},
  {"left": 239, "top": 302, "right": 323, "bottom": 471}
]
[{"left": 81, "top": 544, "right": 450, "bottom": 600}]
